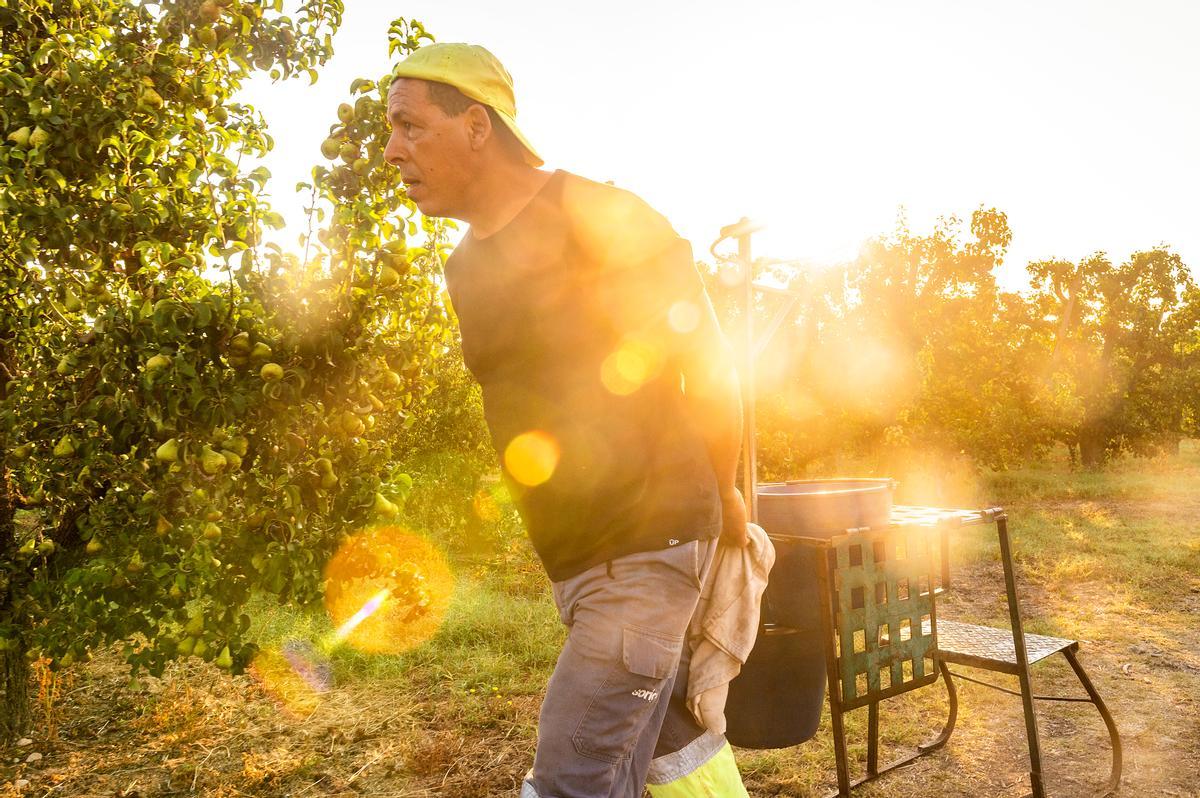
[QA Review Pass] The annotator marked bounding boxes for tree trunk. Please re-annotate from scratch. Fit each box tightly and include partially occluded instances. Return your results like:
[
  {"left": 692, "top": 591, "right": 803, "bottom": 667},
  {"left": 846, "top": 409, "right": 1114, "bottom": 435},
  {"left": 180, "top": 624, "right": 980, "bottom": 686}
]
[
  {"left": 1079, "top": 428, "right": 1106, "bottom": 468},
  {"left": 1, "top": 636, "right": 30, "bottom": 745},
  {"left": 0, "top": 468, "right": 31, "bottom": 744}
]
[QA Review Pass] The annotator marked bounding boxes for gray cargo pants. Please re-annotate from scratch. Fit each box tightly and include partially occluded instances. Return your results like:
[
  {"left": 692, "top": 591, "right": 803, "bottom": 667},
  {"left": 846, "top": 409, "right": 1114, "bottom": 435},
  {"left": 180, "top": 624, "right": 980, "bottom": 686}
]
[{"left": 521, "top": 537, "right": 723, "bottom": 798}]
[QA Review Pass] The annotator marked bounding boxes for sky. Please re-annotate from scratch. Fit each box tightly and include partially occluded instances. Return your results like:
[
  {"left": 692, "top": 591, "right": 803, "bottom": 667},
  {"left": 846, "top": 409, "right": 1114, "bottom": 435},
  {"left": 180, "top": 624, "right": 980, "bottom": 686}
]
[{"left": 240, "top": 0, "right": 1200, "bottom": 293}]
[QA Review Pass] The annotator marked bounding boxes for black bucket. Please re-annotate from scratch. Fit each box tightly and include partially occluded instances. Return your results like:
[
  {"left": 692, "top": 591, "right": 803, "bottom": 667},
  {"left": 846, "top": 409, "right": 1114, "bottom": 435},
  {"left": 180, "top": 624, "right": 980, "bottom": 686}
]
[
  {"left": 724, "top": 479, "right": 895, "bottom": 750},
  {"left": 724, "top": 621, "right": 827, "bottom": 749}
]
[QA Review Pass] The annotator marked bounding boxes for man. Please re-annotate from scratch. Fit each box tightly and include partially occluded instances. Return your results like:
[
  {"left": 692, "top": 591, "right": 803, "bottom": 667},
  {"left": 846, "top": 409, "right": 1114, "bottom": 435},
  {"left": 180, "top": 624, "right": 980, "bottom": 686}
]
[{"left": 385, "top": 43, "right": 751, "bottom": 798}]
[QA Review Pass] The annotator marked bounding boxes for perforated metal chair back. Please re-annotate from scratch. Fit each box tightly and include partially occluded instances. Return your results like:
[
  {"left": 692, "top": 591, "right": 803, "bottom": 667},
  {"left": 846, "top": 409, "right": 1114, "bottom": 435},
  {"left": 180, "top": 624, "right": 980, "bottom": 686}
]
[{"left": 828, "top": 525, "right": 941, "bottom": 710}]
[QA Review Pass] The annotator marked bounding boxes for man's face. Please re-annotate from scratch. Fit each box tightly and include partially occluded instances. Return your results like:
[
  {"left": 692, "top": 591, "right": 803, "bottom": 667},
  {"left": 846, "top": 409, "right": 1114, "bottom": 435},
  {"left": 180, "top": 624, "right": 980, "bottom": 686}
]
[{"left": 383, "top": 78, "right": 477, "bottom": 219}]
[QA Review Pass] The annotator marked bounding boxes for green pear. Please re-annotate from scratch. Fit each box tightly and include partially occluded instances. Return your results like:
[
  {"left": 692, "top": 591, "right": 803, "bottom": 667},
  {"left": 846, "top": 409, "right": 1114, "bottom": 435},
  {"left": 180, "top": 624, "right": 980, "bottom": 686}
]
[
  {"left": 215, "top": 645, "right": 233, "bottom": 669},
  {"left": 11, "top": 443, "right": 32, "bottom": 460},
  {"left": 139, "top": 88, "right": 164, "bottom": 110},
  {"left": 338, "top": 141, "right": 357, "bottom": 162},
  {"left": 314, "top": 457, "right": 334, "bottom": 474},
  {"left": 202, "top": 522, "right": 221, "bottom": 540},
  {"left": 193, "top": 638, "right": 209, "bottom": 658},
  {"left": 249, "top": 342, "right": 272, "bottom": 359},
  {"left": 198, "top": 0, "right": 220, "bottom": 22},
  {"left": 53, "top": 435, "right": 77, "bottom": 457},
  {"left": 86, "top": 537, "right": 103, "bottom": 555},
  {"left": 229, "top": 331, "right": 251, "bottom": 354},
  {"left": 320, "top": 136, "right": 340, "bottom": 160},
  {"left": 200, "top": 445, "right": 226, "bottom": 475},
  {"left": 144, "top": 354, "right": 172, "bottom": 371},
  {"left": 352, "top": 157, "right": 369, "bottom": 175},
  {"left": 381, "top": 369, "right": 402, "bottom": 390},
  {"left": 156, "top": 515, "right": 172, "bottom": 536},
  {"left": 337, "top": 102, "right": 355, "bottom": 123},
  {"left": 283, "top": 432, "right": 306, "bottom": 455},
  {"left": 220, "top": 435, "right": 248, "bottom": 456},
  {"left": 176, "top": 635, "right": 196, "bottom": 656},
  {"left": 373, "top": 492, "right": 399, "bottom": 518},
  {"left": 28, "top": 125, "right": 49, "bottom": 148},
  {"left": 260, "top": 362, "right": 283, "bottom": 382},
  {"left": 340, "top": 411, "right": 364, "bottom": 437},
  {"left": 320, "top": 472, "right": 339, "bottom": 489},
  {"left": 185, "top": 613, "right": 205, "bottom": 636},
  {"left": 63, "top": 288, "right": 83, "bottom": 312},
  {"left": 36, "top": 539, "right": 56, "bottom": 556},
  {"left": 6, "top": 126, "right": 31, "bottom": 147},
  {"left": 220, "top": 449, "right": 241, "bottom": 469},
  {"left": 379, "top": 265, "right": 400, "bottom": 288},
  {"left": 155, "top": 438, "right": 179, "bottom": 462}
]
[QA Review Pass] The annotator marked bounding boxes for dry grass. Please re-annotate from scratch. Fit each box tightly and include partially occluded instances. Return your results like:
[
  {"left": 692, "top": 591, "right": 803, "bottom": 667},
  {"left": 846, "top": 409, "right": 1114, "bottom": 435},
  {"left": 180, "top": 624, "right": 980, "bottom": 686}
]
[{"left": 1, "top": 443, "right": 1198, "bottom": 796}]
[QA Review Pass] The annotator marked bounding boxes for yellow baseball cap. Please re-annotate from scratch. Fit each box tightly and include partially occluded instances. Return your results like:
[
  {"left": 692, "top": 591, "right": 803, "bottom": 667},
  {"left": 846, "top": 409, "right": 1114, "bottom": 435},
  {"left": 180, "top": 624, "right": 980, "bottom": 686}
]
[{"left": 391, "top": 43, "right": 543, "bottom": 168}]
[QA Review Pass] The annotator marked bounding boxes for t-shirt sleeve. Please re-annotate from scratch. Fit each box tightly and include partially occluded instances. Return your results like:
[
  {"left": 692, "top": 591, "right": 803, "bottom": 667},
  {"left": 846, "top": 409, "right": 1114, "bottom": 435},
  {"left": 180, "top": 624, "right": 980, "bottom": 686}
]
[{"left": 563, "top": 179, "right": 730, "bottom": 387}]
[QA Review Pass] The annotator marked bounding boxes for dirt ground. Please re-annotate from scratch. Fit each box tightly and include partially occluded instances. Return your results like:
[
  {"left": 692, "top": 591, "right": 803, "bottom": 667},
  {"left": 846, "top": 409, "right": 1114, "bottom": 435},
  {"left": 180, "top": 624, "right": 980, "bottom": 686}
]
[{"left": 0, "top": 495, "right": 1197, "bottom": 797}]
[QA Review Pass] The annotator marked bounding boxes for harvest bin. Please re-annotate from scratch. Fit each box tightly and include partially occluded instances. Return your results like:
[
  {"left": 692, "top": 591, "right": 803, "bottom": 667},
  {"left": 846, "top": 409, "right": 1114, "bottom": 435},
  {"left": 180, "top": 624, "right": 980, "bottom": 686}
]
[{"left": 724, "top": 479, "right": 896, "bottom": 750}]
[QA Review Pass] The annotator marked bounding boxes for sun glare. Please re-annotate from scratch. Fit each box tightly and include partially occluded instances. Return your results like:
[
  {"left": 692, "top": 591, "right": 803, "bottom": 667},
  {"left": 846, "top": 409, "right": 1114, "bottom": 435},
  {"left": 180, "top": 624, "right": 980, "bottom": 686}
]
[
  {"left": 322, "top": 526, "right": 455, "bottom": 655},
  {"left": 504, "top": 430, "right": 560, "bottom": 487},
  {"left": 600, "top": 337, "right": 663, "bottom": 396}
]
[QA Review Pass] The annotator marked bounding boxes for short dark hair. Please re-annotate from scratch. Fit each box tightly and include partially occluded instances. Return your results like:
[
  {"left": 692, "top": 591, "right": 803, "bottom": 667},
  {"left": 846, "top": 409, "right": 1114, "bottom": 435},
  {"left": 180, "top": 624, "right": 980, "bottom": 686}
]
[{"left": 392, "top": 76, "right": 526, "bottom": 161}]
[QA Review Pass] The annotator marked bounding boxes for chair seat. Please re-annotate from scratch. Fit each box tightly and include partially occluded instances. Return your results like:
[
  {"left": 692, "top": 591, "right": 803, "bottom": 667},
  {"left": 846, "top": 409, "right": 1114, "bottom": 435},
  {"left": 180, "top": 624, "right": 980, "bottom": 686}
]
[{"left": 922, "top": 618, "right": 1078, "bottom": 675}]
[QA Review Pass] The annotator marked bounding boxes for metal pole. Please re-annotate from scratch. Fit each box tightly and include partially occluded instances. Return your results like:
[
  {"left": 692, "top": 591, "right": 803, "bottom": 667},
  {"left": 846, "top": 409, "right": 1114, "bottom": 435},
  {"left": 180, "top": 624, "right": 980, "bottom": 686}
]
[
  {"left": 739, "top": 225, "right": 758, "bottom": 524},
  {"left": 997, "top": 513, "right": 1046, "bottom": 798}
]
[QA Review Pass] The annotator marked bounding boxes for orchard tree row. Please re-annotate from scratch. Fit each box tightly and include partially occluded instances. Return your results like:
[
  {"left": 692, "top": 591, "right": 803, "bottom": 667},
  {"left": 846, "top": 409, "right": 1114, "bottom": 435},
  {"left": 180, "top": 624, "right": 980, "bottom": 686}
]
[{"left": 718, "top": 209, "right": 1200, "bottom": 475}]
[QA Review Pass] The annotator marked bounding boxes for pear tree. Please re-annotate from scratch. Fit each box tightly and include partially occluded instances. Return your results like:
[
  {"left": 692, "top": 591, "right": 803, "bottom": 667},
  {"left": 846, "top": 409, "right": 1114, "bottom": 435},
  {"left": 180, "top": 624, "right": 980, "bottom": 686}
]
[{"left": 0, "top": 0, "right": 452, "bottom": 741}]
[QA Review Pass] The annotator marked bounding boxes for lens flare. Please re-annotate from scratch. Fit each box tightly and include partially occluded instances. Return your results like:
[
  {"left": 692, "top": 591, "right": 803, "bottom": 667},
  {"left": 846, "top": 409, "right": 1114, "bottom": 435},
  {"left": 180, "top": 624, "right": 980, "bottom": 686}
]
[
  {"left": 322, "top": 526, "right": 455, "bottom": 655},
  {"left": 333, "top": 587, "right": 392, "bottom": 641},
  {"left": 667, "top": 300, "right": 700, "bottom": 333},
  {"left": 504, "top": 430, "right": 560, "bottom": 487},
  {"left": 600, "top": 338, "right": 662, "bottom": 395},
  {"left": 248, "top": 639, "right": 332, "bottom": 719}
]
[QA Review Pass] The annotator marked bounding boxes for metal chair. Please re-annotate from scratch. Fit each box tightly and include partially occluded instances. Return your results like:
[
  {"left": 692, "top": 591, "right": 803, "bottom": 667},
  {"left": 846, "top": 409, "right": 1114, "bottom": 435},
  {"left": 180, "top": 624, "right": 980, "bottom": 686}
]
[{"left": 800, "top": 506, "right": 1122, "bottom": 798}]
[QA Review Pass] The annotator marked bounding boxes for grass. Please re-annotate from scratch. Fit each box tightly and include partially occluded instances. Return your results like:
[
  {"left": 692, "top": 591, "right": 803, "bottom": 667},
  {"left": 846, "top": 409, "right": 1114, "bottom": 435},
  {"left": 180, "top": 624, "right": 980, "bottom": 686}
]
[{"left": 1, "top": 443, "right": 1198, "bottom": 796}]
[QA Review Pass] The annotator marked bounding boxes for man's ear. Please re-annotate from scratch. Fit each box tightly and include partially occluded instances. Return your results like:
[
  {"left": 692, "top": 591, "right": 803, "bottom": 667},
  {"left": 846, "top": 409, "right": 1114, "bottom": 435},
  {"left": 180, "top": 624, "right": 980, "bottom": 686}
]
[{"left": 464, "top": 104, "right": 493, "bottom": 151}]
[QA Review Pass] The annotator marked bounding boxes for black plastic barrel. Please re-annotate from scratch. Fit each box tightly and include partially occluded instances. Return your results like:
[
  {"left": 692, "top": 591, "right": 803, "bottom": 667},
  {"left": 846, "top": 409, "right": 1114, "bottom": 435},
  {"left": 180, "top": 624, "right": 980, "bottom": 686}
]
[{"left": 724, "top": 479, "right": 895, "bottom": 750}]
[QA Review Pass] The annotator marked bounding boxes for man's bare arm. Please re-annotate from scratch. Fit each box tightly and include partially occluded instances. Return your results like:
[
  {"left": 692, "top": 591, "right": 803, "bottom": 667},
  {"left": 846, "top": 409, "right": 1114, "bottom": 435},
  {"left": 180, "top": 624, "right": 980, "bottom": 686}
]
[
  {"left": 681, "top": 333, "right": 744, "bottom": 544},
  {"left": 674, "top": 271, "right": 749, "bottom": 547}
]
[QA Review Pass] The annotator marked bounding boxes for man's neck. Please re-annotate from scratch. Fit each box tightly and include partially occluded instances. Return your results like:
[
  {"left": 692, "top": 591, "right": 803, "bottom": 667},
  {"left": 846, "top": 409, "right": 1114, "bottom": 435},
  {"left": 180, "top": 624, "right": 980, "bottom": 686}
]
[{"left": 462, "top": 162, "right": 554, "bottom": 240}]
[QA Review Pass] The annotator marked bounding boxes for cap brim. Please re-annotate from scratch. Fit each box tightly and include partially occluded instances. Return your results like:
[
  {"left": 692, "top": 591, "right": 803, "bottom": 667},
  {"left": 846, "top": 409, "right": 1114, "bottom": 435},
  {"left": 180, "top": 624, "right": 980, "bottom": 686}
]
[{"left": 492, "top": 107, "right": 544, "bottom": 167}]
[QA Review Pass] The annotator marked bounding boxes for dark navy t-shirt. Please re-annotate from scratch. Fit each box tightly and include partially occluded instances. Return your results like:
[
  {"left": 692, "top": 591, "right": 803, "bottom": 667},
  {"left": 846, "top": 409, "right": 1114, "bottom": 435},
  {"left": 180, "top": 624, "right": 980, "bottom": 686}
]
[{"left": 443, "top": 169, "right": 723, "bottom": 582}]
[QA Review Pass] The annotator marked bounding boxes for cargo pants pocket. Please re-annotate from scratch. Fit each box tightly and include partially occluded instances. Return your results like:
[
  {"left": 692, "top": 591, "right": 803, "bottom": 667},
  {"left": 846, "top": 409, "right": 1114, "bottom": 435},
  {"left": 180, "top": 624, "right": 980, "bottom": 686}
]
[{"left": 572, "top": 625, "right": 684, "bottom": 764}]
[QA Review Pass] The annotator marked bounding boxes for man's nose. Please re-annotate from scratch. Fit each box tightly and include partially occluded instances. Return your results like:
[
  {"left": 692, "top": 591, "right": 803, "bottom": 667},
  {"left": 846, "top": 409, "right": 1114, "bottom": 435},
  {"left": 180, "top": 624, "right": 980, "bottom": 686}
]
[{"left": 383, "top": 131, "right": 408, "bottom": 167}]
